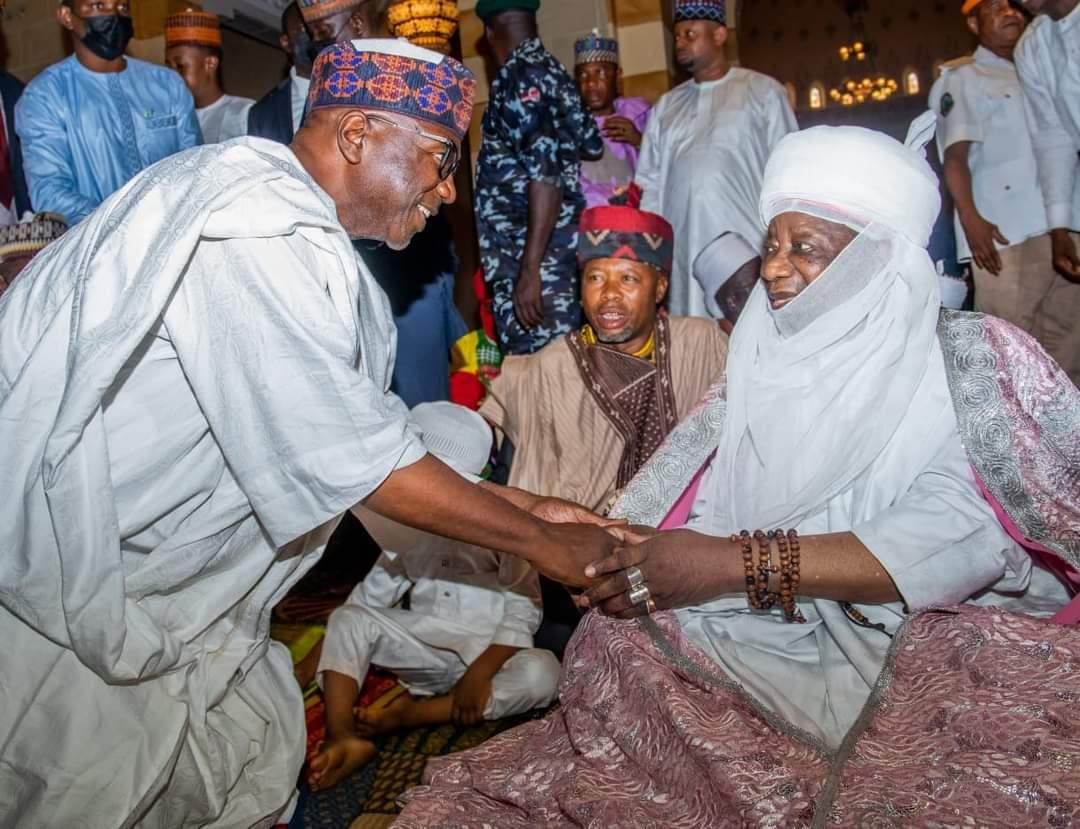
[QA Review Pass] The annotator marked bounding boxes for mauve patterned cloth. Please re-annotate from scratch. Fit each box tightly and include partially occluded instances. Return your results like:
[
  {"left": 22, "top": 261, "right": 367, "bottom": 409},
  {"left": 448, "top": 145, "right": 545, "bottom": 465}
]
[
  {"left": 397, "top": 607, "right": 1080, "bottom": 827},
  {"left": 395, "top": 311, "right": 1080, "bottom": 828}
]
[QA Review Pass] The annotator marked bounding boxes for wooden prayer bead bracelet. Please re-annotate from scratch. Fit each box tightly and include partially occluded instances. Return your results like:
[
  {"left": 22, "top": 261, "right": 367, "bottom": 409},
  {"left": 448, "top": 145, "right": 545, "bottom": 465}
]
[{"left": 730, "top": 528, "right": 806, "bottom": 623}]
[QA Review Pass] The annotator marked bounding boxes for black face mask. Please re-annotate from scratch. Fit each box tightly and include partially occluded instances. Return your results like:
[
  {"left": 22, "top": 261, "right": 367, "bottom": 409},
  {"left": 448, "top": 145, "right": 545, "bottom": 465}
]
[
  {"left": 307, "top": 37, "right": 336, "bottom": 65},
  {"left": 306, "top": 18, "right": 349, "bottom": 65},
  {"left": 291, "top": 28, "right": 315, "bottom": 74},
  {"left": 80, "top": 14, "right": 134, "bottom": 61}
]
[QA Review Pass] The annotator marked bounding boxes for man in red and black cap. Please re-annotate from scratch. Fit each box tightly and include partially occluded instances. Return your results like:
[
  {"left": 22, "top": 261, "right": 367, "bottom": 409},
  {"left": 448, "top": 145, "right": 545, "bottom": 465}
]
[
  {"left": 483, "top": 202, "right": 729, "bottom": 527},
  {"left": 481, "top": 202, "right": 729, "bottom": 650}
]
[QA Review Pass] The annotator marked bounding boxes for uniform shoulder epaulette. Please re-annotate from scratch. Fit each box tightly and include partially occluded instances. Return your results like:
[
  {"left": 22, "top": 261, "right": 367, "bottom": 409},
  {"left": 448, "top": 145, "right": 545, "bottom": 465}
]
[{"left": 939, "top": 55, "right": 975, "bottom": 74}]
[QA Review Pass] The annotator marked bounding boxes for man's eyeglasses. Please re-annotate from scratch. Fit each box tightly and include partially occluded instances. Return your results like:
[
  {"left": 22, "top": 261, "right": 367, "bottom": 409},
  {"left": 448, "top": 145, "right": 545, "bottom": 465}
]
[{"left": 365, "top": 113, "right": 459, "bottom": 181}]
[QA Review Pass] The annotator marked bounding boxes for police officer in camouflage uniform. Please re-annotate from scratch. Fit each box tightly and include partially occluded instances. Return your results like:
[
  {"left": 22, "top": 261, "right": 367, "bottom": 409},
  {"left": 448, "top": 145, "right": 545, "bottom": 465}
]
[{"left": 476, "top": 0, "right": 603, "bottom": 355}]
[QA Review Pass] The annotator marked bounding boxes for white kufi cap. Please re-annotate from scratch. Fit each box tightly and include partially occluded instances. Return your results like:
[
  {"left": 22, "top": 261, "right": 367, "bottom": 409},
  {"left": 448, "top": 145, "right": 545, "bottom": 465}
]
[
  {"left": 693, "top": 231, "right": 758, "bottom": 319},
  {"left": 411, "top": 401, "right": 492, "bottom": 479}
]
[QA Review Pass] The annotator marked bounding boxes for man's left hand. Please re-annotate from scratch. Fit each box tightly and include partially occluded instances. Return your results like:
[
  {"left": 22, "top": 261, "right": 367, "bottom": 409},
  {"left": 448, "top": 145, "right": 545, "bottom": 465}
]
[
  {"left": 579, "top": 527, "right": 729, "bottom": 618},
  {"left": 451, "top": 666, "right": 493, "bottom": 726},
  {"left": 530, "top": 496, "right": 625, "bottom": 528},
  {"left": 602, "top": 116, "right": 642, "bottom": 148}
]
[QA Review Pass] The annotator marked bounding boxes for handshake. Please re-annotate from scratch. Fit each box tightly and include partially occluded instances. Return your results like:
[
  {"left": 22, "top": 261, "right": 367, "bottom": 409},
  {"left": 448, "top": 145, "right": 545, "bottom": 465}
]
[{"left": 524, "top": 494, "right": 698, "bottom": 620}]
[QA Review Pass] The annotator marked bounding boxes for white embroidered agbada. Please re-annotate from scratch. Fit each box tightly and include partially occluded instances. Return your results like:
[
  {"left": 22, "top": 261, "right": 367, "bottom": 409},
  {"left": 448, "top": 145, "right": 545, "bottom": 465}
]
[
  {"left": 0, "top": 137, "right": 426, "bottom": 827},
  {"left": 673, "top": 127, "right": 1068, "bottom": 748},
  {"left": 635, "top": 68, "right": 796, "bottom": 317}
]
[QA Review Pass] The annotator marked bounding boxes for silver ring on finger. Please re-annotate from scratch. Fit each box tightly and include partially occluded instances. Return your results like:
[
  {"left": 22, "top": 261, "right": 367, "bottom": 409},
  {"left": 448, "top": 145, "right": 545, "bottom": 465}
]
[
  {"left": 627, "top": 582, "right": 651, "bottom": 606},
  {"left": 626, "top": 565, "right": 645, "bottom": 588}
]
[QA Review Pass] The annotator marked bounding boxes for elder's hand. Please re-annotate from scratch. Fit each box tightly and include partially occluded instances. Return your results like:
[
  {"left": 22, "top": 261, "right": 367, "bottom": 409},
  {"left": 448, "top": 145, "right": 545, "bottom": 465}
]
[{"left": 578, "top": 527, "right": 732, "bottom": 618}]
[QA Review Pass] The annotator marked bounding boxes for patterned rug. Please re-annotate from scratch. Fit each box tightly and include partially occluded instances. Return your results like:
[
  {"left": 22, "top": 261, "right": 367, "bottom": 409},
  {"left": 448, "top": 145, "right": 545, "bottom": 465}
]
[
  {"left": 272, "top": 621, "right": 544, "bottom": 829},
  {"left": 301, "top": 697, "right": 545, "bottom": 829},
  {"left": 272, "top": 525, "right": 551, "bottom": 829}
]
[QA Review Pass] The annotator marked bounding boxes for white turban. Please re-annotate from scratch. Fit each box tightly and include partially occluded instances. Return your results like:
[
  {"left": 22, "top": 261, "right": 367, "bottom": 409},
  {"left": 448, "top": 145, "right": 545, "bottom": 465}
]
[
  {"left": 758, "top": 125, "right": 941, "bottom": 248},
  {"left": 707, "top": 126, "right": 946, "bottom": 538}
]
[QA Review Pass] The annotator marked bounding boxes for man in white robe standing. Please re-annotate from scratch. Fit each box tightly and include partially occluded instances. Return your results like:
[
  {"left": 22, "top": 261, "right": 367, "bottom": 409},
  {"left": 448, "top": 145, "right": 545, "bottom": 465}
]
[
  {"left": 0, "top": 39, "right": 615, "bottom": 829},
  {"left": 634, "top": 0, "right": 796, "bottom": 317}
]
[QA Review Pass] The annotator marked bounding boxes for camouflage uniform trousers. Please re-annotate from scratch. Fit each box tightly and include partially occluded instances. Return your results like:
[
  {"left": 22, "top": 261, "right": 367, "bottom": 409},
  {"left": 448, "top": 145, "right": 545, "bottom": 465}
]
[{"left": 483, "top": 233, "right": 582, "bottom": 356}]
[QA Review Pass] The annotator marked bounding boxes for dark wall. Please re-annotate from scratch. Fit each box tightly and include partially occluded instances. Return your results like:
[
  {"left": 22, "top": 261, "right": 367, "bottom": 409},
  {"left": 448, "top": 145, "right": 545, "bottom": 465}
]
[{"left": 739, "top": 0, "right": 974, "bottom": 113}]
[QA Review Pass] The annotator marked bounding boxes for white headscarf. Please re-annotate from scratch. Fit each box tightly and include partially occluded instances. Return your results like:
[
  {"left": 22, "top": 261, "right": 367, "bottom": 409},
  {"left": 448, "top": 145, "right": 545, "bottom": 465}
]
[{"left": 705, "top": 126, "right": 948, "bottom": 531}]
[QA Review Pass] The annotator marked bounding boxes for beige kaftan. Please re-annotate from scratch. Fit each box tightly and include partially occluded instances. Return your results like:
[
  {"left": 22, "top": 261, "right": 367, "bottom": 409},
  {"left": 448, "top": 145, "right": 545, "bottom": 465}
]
[{"left": 480, "top": 316, "right": 728, "bottom": 512}]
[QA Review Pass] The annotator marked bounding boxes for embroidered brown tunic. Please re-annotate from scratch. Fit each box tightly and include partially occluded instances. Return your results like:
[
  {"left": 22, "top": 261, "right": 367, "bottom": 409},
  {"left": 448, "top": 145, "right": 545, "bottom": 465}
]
[{"left": 480, "top": 315, "right": 728, "bottom": 512}]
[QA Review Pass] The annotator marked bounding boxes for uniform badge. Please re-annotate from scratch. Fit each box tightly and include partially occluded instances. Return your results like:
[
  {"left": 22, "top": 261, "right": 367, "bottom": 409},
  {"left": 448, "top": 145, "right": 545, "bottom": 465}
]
[
  {"left": 520, "top": 86, "right": 541, "bottom": 104},
  {"left": 940, "top": 92, "right": 954, "bottom": 117}
]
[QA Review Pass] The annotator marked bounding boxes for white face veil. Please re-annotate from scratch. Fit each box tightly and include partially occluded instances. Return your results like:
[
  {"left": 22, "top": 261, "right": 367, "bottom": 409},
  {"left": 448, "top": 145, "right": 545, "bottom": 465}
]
[{"left": 703, "top": 126, "right": 947, "bottom": 532}]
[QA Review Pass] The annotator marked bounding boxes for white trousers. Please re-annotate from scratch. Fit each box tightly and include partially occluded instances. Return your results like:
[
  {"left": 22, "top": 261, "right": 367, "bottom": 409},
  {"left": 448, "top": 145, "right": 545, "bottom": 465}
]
[{"left": 318, "top": 603, "right": 560, "bottom": 720}]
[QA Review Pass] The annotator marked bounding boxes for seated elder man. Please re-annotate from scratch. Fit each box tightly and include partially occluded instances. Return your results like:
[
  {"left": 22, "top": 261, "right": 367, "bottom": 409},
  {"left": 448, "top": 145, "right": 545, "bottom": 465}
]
[
  {"left": 395, "top": 126, "right": 1080, "bottom": 827},
  {"left": 0, "top": 40, "right": 617, "bottom": 829}
]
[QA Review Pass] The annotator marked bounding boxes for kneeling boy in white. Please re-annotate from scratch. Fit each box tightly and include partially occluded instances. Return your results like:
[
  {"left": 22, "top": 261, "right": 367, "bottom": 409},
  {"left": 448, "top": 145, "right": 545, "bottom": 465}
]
[{"left": 309, "top": 401, "right": 560, "bottom": 790}]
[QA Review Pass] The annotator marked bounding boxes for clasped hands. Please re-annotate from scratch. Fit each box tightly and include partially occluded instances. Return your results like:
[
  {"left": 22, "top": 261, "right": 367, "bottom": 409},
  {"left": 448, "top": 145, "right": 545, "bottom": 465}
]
[{"left": 529, "top": 495, "right": 719, "bottom": 619}]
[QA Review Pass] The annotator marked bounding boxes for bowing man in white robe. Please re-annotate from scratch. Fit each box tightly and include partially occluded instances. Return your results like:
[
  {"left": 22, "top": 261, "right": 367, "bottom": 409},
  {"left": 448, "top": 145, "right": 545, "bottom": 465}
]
[
  {"left": 635, "top": 0, "right": 796, "bottom": 318},
  {"left": 0, "top": 40, "right": 616, "bottom": 829}
]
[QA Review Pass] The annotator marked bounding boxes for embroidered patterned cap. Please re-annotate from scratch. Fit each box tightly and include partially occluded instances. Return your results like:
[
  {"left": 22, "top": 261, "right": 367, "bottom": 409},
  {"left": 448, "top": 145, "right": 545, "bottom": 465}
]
[
  {"left": 474, "top": 0, "right": 539, "bottom": 20},
  {"left": 575, "top": 31, "right": 618, "bottom": 66},
  {"left": 0, "top": 213, "right": 66, "bottom": 262},
  {"left": 298, "top": 0, "right": 364, "bottom": 23},
  {"left": 673, "top": 0, "right": 726, "bottom": 24},
  {"left": 165, "top": 8, "right": 223, "bottom": 49},
  {"left": 578, "top": 205, "right": 674, "bottom": 274},
  {"left": 307, "top": 39, "right": 476, "bottom": 140}
]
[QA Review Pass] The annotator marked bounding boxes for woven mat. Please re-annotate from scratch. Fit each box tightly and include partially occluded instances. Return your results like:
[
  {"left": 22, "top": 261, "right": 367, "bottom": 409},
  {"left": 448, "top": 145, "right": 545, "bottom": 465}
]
[{"left": 302, "top": 702, "right": 544, "bottom": 829}]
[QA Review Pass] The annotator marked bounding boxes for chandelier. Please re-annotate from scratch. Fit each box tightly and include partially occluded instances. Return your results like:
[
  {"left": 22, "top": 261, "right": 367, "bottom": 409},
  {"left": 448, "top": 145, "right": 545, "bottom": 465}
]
[
  {"left": 837, "top": 40, "right": 867, "bottom": 62},
  {"left": 386, "top": 0, "right": 459, "bottom": 53},
  {"left": 828, "top": 39, "right": 899, "bottom": 106},
  {"left": 829, "top": 75, "right": 899, "bottom": 106}
]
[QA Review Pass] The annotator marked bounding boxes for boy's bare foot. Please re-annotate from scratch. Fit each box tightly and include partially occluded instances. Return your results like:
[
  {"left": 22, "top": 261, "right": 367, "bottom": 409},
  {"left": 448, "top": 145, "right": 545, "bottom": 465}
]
[
  {"left": 308, "top": 734, "right": 376, "bottom": 792},
  {"left": 355, "top": 694, "right": 411, "bottom": 738}
]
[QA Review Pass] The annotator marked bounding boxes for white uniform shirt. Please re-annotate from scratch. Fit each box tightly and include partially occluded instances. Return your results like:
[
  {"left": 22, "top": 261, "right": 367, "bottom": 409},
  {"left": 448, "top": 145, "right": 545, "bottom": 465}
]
[
  {"left": 290, "top": 67, "right": 311, "bottom": 134},
  {"left": 196, "top": 93, "right": 254, "bottom": 144},
  {"left": 351, "top": 507, "right": 542, "bottom": 663},
  {"left": 635, "top": 68, "right": 796, "bottom": 317},
  {"left": 1015, "top": 2, "right": 1080, "bottom": 231},
  {"left": 929, "top": 47, "right": 1049, "bottom": 261}
]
